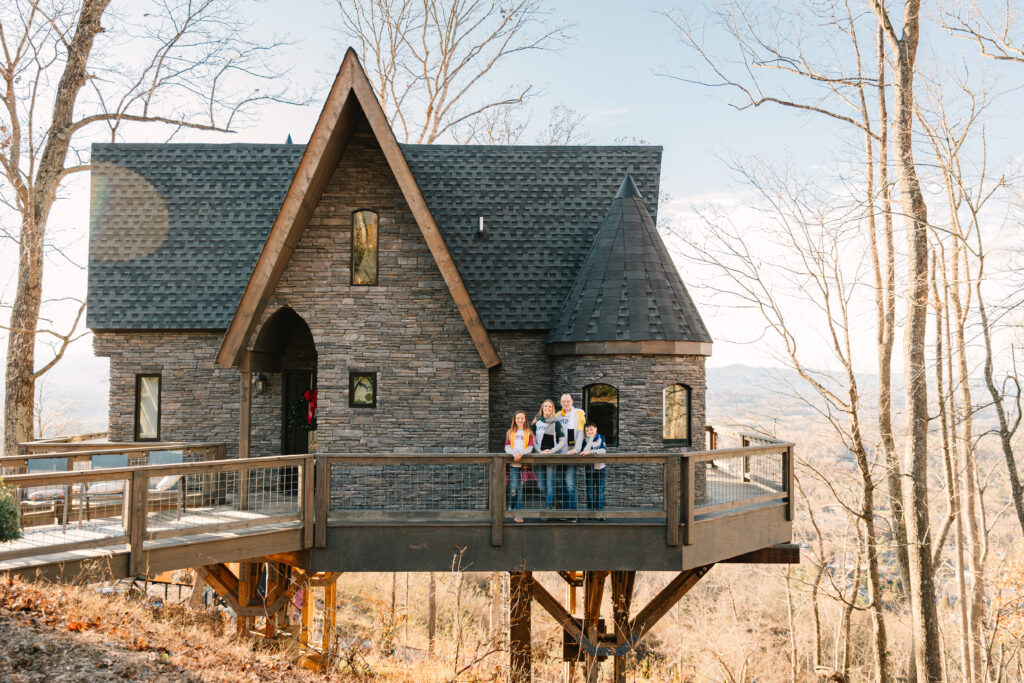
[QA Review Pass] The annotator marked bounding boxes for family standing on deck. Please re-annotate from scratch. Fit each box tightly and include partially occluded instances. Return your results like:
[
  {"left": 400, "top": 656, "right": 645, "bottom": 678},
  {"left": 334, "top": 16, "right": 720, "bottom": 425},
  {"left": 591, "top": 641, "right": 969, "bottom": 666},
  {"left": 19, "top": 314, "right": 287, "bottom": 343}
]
[{"left": 503, "top": 393, "right": 607, "bottom": 522}]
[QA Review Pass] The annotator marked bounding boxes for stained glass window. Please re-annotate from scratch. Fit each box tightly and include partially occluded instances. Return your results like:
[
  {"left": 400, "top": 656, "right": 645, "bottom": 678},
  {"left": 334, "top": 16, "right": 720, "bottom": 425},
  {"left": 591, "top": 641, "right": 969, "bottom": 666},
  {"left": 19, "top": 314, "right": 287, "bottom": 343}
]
[
  {"left": 663, "top": 384, "right": 691, "bottom": 444},
  {"left": 351, "top": 210, "right": 379, "bottom": 285},
  {"left": 349, "top": 372, "right": 377, "bottom": 408}
]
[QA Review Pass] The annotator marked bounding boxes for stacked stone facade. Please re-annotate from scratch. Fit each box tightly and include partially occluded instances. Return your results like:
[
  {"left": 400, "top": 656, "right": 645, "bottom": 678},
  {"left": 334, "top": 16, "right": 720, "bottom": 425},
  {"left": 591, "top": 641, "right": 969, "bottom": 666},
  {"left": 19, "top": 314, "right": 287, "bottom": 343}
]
[
  {"left": 94, "top": 331, "right": 242, "bottom": 456},
  {"left": 247, "top": 118, "right": 489, "bottom": 453},
  {"left": 550, "top": 354, "right": 706, "bottom": 452}
]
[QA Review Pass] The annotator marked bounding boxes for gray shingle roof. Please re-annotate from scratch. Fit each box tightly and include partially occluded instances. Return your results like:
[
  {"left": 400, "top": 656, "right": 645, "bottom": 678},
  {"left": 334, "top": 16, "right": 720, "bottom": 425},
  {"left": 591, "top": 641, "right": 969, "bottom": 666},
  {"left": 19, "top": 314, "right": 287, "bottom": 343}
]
[
  {"left": 546, "top": 174, "right": 712, "bottom": 345},
  {"left": 87, "top": 143, "right": 663, "bottom": 331}
]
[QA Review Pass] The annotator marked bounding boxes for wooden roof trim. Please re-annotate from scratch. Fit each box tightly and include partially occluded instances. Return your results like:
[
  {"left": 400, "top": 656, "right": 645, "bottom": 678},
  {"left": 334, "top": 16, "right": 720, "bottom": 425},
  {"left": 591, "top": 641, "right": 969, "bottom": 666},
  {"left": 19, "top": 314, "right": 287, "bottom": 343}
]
[{"left": 216, "top": 50, "right": 499, "bottom": 369}]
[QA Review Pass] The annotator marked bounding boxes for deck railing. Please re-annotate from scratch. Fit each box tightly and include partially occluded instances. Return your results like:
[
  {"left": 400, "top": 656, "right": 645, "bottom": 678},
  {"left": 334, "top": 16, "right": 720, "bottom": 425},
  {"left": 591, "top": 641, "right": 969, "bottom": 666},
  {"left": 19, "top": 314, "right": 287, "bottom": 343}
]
[{"left": 0, "top": 444, "right": 792, "bottom": 572}]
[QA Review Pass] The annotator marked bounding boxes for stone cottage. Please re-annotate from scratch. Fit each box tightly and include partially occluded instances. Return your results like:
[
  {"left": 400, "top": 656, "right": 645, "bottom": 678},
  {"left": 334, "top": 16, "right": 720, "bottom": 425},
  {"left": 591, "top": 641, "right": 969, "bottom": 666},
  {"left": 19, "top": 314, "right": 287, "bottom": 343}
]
[{"left": 87, "top": 50, "right": 712, "bottom": 462}]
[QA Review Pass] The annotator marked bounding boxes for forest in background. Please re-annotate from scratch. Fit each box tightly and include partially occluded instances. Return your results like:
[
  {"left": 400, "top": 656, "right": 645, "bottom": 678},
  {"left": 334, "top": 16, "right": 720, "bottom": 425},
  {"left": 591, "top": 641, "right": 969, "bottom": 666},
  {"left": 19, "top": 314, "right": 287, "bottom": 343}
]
[{"left": 4, "top": 0, "right": 1024, "bottom": 681}]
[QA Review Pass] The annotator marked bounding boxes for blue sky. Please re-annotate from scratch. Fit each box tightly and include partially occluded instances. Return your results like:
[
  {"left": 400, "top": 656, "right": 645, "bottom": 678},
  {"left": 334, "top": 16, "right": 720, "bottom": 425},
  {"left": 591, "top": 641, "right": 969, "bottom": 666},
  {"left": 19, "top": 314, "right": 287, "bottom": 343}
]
[{"left": 5, "top": 0, "right": 1024, "bottom": 431}]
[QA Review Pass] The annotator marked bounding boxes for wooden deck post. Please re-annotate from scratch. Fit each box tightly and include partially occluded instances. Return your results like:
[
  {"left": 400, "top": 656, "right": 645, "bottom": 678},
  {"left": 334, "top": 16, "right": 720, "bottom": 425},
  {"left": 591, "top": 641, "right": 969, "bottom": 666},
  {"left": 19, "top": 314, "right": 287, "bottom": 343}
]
[
  {"left": 238, "top": 352, "right": 252, "bottom": 510},
  {"left": 681, "top": 457, "right": 694, "bottom": 546},
  {"left": 128, "top": 469, "right": 149, "bottom": 577},
  {"left": 611, "top": 571, "right": 636, "bottom": 683},
  {"left": 490, "top": 455, "right": 504, "bottom": 547},
  {"left": 665, "top": 456, "right": 681, "bottom": 547},
  {"left": 740, "top": 435, "right": 751, "bottom": 482},
  {"left": 510, "top": 571, "right": 532, "bottom": 683},
  {"left": 784, "top": 444, "right": 794, "bottom": 521},
  {"left": 302, "top": 456, "right": 315, "bottom": 549}
]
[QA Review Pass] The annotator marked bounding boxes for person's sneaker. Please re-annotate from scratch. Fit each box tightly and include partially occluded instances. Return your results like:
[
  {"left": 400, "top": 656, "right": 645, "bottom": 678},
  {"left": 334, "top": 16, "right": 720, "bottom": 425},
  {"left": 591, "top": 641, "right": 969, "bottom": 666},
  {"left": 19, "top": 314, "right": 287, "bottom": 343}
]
[{"left": 514, "top": 517, "right": 524, "bottom": 523}]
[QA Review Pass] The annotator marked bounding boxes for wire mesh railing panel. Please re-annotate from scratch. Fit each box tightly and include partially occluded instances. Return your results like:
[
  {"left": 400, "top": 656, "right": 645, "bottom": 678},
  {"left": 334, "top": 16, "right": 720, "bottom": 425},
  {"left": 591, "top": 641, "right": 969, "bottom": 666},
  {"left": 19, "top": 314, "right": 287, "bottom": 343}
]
[
  {"left": 1, "top": 474, "right": 131, "bottom": 559},
  {"left": 506, "top": 462, "right": 665, "bottom": 513},
  {"left": 329, "top": 463, "right": 489, "bottom": 511},
  {"left": 143, "top": 465, "right": 302, "bottom": 540},
  {"left": 699, "top": 451, "right": 785, "bottom": 510}
]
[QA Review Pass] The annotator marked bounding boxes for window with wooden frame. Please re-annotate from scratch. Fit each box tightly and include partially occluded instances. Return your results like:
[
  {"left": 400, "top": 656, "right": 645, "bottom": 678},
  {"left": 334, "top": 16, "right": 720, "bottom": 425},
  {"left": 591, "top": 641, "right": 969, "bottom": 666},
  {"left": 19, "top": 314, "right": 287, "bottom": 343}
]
[
  {"left": 349, "top": 372, "right": 377, "bottom": 408},
  {"left": 583, "top": 383, "right": 618, "bottom": 447},
  {"left": 351, "top": 210, "right": 379, "bottom": 285},
  {"left": 134, "top": 374, "right": 161, "bottom": 441},
  {"left": 663, "top": 383, "right": 691, "bottom": 445}
]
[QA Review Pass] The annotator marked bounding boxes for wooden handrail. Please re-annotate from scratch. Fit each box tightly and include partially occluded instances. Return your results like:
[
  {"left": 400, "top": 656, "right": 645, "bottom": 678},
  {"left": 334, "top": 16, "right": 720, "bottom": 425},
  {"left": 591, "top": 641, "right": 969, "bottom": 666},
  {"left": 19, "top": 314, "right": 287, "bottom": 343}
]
[
  {"left": 1, "top": 442, "right": 228, "bottom": 462},
  {"left": 2, "top": 453, "right": 310, "bottom": 487}
]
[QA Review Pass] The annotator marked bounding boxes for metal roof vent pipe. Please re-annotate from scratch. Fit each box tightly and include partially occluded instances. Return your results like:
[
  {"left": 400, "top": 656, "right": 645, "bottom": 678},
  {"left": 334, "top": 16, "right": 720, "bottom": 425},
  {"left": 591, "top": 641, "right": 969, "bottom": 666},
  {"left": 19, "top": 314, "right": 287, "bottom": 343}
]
[{"left": 476, "top": 216, "right": 485, "bottom": 238}]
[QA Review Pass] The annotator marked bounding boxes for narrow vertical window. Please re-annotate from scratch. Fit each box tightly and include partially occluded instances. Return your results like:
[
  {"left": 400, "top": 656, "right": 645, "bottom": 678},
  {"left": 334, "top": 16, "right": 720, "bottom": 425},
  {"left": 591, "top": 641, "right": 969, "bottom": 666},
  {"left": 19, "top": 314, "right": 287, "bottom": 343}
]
[
  {"left": 583, "top": 383, "right": 618, "bottom": 447},
  {"left": 663, "top": 384, "right": 691, "bottom": 445},
  {"left": 135, "top": 374, "right": 161, "bottom": 441},
  {"left": 351, "top": 210, "right": 379, "bottom": 285}
]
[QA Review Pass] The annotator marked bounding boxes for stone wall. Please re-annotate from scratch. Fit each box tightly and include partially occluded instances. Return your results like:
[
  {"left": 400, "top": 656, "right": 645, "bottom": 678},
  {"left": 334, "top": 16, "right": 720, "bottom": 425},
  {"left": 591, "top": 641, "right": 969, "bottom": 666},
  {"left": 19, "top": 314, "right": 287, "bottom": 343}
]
[
  {"left": 487, "top": 331, "right": 552, "bottom": 451},
  {"left": 551, "top": 353, "right": 708, "bottom": 502},
  {"left": 93, "top": 331, "right": 240, "bottom": 456},
  {"left": 550, "top": 354, "right": 706, "bottom": 452},
  {"left": 250, "top": 116, "right": 489, "bottom": 453}
]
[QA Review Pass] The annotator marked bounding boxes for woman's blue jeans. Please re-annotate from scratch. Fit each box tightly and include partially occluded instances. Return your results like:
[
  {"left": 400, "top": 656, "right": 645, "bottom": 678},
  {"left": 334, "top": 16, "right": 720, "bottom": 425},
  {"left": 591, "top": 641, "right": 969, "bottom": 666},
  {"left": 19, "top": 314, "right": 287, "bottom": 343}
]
[
  {"left": 538, "top": 465, "right": 558, "bottom": 508},
  {"left": 507, "top": 465, "right": 523, "bottom": 510}
]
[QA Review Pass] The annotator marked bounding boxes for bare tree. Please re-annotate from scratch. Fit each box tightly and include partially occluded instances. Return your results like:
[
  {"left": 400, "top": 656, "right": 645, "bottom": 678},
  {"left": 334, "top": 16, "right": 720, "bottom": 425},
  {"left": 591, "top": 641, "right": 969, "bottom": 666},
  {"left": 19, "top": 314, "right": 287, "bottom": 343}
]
[
  {"left": 1, "top": 0, "right": 298, "bottom": 456},
  {"left": 336, "top": 0, "right": 570, "bottom": 144},
  {"left": 868, "top": 3, "right": 943, "bottom": 679},
  {"left": 943, "top": 0, "right": 1024, "bottom": 540},
  {"left": 534, "top": 104, "right": 589, "bottom": 145}
]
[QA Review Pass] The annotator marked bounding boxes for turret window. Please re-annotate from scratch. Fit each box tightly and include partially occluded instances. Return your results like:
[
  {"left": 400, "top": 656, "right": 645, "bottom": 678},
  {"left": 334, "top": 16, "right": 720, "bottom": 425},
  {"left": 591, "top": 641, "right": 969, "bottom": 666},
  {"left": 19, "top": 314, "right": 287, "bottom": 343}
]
[
  {"left": 583, "top": 383, "right": 618, "bottom": 447},
  {"left": 663, "top": 384, "right": 691, "bottom": 445}
]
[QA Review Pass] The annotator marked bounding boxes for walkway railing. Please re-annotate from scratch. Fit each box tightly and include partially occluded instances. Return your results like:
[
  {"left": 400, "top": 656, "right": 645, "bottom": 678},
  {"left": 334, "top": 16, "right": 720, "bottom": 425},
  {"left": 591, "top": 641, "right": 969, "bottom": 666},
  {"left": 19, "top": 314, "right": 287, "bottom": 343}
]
[{"left": 0, "top": 443, "right": 792, "bottom": 573}]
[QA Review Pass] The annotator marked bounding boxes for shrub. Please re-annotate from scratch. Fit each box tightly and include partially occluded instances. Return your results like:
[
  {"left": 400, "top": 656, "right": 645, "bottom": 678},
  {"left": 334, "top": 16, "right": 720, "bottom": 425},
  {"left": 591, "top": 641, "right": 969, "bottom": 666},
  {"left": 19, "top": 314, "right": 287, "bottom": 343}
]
[{"left": 0, "top": 483, "right": 21, "bottom": 542}]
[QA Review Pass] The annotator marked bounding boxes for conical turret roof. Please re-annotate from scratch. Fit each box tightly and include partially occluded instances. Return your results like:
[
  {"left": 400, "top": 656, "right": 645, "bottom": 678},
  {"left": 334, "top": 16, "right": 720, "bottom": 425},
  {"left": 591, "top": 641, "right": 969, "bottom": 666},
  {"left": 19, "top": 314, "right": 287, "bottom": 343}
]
[{"left": 546, "top": 174, "right": 711, "bottom": 348}]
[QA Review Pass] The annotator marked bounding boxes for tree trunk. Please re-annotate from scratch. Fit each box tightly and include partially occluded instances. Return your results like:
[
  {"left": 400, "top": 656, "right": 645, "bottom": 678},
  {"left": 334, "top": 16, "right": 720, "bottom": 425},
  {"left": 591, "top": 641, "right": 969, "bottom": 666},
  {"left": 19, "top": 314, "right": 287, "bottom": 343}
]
[
  {"left": 2, "top": 0, "right": 111, "bottom": 457},
  {"left": 874, "top": 26, "right": 913, "bottom": 606},
  {"left": 877, "top": 2, "right": 944, "bottom": 679}
]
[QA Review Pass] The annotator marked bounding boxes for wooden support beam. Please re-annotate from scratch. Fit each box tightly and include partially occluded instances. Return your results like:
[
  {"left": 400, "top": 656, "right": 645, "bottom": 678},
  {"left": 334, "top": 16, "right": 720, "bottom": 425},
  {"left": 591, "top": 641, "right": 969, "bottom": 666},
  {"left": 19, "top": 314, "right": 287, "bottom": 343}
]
[
  {"left": 510, "top": 571, "right": 532, "bottom": 683},
  {"left": 610, "top": 571, "right": 635, "bottom": 683},
  {"left": 323, "top": 577, "right": 337, "bottom": 655},
  {"left": 299, "top": 573, "right": 312, "bottom": 648},
  {"left": 565, "top": 577, "right": 578, "bottom": 683},
  {"left": 720, "top": 543, "right": 801, "bottom": 564},
  {"left": 630, "top": 565, "right": 713, "bottom": 642},
  {"left": 531, "top": 576, "right": 583, "bottom": 642},
  {"left": 558, "top": 570, "right": 583, "bottom": 587},
  {"left": 583, "top": 572, "right": 608, "bottom": 683}
]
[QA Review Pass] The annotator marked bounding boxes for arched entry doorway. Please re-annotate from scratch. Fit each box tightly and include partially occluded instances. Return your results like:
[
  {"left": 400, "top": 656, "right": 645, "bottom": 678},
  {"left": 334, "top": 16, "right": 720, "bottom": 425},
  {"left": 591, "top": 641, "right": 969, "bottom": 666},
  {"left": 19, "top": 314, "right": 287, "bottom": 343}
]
[{"left": 251, "top": 307, "right": 318, "bottom": 455}]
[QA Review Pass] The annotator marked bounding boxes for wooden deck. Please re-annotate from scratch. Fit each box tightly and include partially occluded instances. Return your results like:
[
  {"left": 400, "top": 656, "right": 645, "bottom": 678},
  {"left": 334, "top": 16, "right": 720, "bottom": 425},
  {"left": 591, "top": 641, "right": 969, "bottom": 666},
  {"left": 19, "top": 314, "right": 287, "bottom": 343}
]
[{"left": 0, "top": 443, "right": 795, "bottom": 580}]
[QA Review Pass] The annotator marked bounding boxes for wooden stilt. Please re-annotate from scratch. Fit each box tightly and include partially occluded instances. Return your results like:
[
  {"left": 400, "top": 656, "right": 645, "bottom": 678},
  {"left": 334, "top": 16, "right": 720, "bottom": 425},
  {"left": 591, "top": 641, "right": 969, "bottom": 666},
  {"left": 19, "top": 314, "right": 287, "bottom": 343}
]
[
  {"left": 565, "top": 574, "right": 578, "bottom": 683},
  {"left": 236, "top": 561, "right": 251, "bottom": 636},
  {"left": 610, "top": 571, "right": 636, "bottom": 683},
  {"left": 323, "top": 576, "right": 337, "bottom": 656},
  {"left": 510, "top": 571, "right": 532, "bottom": 683},
  {"left": 299, "top": 574, "right": 312, "bottom": 648},
  {"left": 583, "top": 571, "right": 607, "bottom": 683}
]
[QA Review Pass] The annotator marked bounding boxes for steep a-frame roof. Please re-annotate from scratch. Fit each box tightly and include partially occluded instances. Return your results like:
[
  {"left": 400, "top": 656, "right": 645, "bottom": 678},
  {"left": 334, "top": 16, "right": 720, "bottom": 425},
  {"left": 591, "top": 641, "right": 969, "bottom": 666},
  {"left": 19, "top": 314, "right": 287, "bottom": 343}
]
[
  {"left": 87, "top": 144, "right": 660, "bottom": 333},
  {"left": 215, "top": 49, "right": 499, "bottom": 369},
  {"left": 547, "top": 174, "right": 712, "bottom": 354}
]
